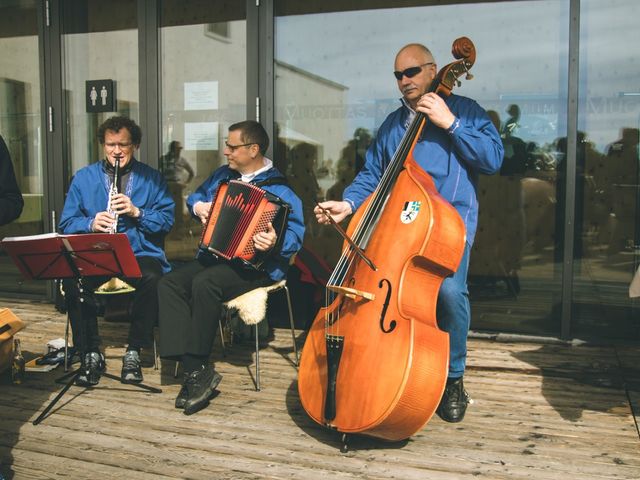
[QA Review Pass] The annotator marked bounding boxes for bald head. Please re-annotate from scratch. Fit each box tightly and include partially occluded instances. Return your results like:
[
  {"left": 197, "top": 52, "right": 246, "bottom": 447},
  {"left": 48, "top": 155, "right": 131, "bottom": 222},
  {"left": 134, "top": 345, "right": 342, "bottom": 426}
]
[{"left": 395, "top": 43, "right": 435, "bottom": 65}]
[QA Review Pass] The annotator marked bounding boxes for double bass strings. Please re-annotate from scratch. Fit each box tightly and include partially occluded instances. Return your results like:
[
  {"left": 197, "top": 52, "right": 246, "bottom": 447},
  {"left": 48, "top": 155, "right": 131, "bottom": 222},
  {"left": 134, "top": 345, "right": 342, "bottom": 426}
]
[
  {"left": 322, "top": 111, "right": 427, "bottom": 337},
  {"left": 322, "top": 69, "right": 439, "bottom": 332},
  {"left": 357, "top": 67, "right": 445, "bottom": 238},
  {"left": 315, "top": 201, "right": 376, "bottom": 272}
]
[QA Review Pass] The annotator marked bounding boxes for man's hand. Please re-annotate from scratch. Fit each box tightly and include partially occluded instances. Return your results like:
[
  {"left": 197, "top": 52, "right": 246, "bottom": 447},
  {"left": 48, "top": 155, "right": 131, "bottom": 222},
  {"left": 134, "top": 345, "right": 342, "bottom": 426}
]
[
  {"left": 91, "top": 211, "right": 117, "bottom": 232},
  {"left": 194, "top": 201, "right": 212, "bottom": 224},
  {"left": 253, "top": 222, "right": 276, "bottom": 251},
  {"left": 415, "top": 92, "right": 456, "bottom": 130},
  {"left": 314, "top": 200, "right": 352, "bottom": 225},
  {"left": 109, "top": 193, "right": 141, "bottom": 218}
]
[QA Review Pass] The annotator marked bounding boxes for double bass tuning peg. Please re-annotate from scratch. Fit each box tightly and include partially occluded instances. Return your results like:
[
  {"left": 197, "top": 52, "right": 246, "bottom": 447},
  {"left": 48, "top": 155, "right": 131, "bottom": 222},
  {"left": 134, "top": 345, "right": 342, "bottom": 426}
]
[{"left": 466, "top": 73, "right": 474, "bottom": 80}]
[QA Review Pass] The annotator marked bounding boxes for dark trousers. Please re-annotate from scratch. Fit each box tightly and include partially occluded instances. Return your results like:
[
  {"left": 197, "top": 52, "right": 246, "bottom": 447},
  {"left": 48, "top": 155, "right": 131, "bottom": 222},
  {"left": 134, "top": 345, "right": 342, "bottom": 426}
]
[
  {"left": 63, "top": 256, "right": 163, "bottom": 353},
  {"left": 158, "top": 258, "right": 272, "bottom": 361}
]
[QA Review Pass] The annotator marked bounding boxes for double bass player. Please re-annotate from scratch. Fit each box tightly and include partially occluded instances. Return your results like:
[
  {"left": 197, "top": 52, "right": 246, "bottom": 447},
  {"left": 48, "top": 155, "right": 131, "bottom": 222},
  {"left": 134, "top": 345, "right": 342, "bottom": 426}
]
[{"left": 315, "top": 42, "right": 503, "bottom": 423}]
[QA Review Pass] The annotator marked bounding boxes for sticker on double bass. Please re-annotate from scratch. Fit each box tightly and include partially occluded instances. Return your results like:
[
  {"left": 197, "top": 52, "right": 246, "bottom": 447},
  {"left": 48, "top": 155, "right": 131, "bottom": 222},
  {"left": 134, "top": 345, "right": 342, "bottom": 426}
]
[{"left": 400, "top": 201, "right": 421, "bottom": 224}]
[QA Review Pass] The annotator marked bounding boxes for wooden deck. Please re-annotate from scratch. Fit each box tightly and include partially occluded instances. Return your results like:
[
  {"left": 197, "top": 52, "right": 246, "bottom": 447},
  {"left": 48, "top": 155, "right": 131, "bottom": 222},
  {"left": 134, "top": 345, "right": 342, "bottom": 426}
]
[{"left": 0, "top": 299, "right": 638, "bottom": 479}]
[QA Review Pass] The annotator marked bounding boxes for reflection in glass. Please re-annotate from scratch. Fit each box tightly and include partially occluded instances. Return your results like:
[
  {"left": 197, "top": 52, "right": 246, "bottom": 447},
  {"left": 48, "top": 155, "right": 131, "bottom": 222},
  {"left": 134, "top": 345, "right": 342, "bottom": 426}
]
[
  {"left": 0, "top": 0, "right": 45, "bottom": 294},
  {"left": 275, "top": 1, "right": 569, "bottom": 335},
  {"left": 160, "top": 0, "right": 247, "bottom": 262},
  {"left": 62, "top": 0, "right": 139, "bottom": 177},
  {"left": 574, "top": 0, "right": 640, "bottom": 339}
]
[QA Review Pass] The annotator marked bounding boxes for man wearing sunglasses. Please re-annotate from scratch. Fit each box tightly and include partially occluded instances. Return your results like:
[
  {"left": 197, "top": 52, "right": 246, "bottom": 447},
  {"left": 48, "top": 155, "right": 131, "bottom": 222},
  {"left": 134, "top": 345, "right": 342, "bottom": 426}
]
[
  {"left": 314, "top": 43, "right": 503, "bottom": 423},
  {"left": 157, "top": 120, "right": 305, "bottom": 415}
]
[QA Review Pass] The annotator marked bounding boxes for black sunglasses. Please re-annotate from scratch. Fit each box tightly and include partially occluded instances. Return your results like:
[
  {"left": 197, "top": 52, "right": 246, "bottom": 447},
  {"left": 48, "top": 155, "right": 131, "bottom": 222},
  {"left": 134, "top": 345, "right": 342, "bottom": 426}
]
[{"left": 393, "top": 62, "right": 434, "bottom": 80}]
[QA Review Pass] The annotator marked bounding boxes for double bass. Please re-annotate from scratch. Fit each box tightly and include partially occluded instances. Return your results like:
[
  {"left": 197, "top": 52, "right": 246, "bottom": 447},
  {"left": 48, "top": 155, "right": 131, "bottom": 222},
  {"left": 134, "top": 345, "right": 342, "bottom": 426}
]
[{"left": 297, "top": 37, "right": 477, "bottom": 443}]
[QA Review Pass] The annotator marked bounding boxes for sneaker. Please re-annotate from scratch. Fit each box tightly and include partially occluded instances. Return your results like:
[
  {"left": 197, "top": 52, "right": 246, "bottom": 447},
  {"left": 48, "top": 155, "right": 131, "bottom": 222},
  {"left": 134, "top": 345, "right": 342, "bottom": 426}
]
[
  {"left": 182, "top": 366, "right": 223, "bottom": 415},
  {"left": 175, "top": 377, "right": 189, "bottom": 409},
  {"left": 121, "top": 350, "right": 143, "bottom": 383},
  {"left": 436, "top": 377, "right": 470, "bottom": 423},
  {"left": 75, "top": 352, "right": 106, "bottom": 387},
  {"left": 36, "top": 346, "right": 78, "bottom": 366}
]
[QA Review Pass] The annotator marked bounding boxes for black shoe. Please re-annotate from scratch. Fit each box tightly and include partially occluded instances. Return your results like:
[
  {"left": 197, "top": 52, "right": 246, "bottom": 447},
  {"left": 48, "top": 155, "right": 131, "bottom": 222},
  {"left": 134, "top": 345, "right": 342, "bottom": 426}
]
[
  {"left": 75, "top": 352, "right": 106, "bottom": 387},
  {"left": 175, "top": 375, "right": 189, "bottom": 409},
  {"left": 36, "top": 346, "right": 79, "bottom": 366},
  {"left": 436, "top": 377, "right": 470, "bottom": 423},
  {"left": 121, "top": 350, "right": 143, "bottom": 383},
  {"left": 182, "top": 366, "right": 223, "bottom": 415}
]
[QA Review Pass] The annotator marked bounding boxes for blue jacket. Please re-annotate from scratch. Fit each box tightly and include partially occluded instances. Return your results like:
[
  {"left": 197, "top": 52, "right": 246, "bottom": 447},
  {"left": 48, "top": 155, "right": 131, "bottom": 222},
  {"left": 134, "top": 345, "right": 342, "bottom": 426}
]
[
  {"left": 59, "top": 159, "right": 175, "bottom": 273},
  {"left": 344, "top": 94, "right": 503, "bottom": 245},
  {"left": 188, "top": 165, "right": 305, "bottom": 281}
]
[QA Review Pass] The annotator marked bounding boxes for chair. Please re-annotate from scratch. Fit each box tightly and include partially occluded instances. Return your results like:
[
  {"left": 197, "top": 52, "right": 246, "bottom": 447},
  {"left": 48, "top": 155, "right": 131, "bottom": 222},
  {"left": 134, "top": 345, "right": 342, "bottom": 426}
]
[{"left": 220, "top": 279, "right": 298, "bottom": 391}]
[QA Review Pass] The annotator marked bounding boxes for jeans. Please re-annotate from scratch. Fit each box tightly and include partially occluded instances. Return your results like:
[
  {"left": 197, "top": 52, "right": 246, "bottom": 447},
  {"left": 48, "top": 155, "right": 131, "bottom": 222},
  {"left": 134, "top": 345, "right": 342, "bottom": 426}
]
[{"left": 436, "top": 241, "right": 471, "bottom": 379}]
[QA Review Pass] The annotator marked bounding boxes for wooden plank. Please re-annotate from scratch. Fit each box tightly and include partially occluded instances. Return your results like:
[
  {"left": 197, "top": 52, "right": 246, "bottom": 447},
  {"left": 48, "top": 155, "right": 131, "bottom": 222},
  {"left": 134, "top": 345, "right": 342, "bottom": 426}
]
[{"left": 0, "top": 299, "right": 638, "bottom": 480}]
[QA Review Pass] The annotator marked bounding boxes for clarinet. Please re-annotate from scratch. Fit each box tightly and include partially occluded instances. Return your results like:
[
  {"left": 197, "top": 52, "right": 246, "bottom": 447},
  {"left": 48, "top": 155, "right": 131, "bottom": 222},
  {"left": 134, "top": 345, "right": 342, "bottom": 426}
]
[
  {"left": 95, "top": 154, "right": 134, "bottom": 295},
  {"left": 106, "top": 155, "right": 121, "bottom": 234}
]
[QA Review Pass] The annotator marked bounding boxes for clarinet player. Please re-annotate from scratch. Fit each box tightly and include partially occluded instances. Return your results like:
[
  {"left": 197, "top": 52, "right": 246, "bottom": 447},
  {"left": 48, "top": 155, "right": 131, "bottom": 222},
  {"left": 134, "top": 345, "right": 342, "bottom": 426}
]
[{"left": 59, "top": 116, "right": 174, "bottom": 387}]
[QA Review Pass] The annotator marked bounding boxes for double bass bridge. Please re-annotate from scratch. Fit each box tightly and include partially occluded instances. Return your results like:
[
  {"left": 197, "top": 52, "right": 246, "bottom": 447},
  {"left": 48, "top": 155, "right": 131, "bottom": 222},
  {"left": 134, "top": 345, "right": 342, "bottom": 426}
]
[{"left": 326, "top": 284, "right": 375, "bottom": 301}]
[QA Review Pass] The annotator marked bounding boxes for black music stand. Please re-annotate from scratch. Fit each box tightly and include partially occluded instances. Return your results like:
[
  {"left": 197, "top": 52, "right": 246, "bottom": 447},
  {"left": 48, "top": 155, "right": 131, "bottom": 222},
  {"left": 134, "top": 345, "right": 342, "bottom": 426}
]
[{"left": 1, "top": 232, "right": 162, "bottom": 425}]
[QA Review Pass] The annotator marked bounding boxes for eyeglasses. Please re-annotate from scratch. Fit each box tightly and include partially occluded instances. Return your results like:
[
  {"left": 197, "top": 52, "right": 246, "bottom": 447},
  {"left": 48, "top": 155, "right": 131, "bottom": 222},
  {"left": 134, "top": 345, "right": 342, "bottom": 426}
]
[
  {"left": 393, "top": 62, "right": 434, "bottom": 80},
  {"left": 224, "top": 142, "right": 255, "bottom": 152},
  {"left": 104, "top": 142, "right": 133, "bottom": 150}
]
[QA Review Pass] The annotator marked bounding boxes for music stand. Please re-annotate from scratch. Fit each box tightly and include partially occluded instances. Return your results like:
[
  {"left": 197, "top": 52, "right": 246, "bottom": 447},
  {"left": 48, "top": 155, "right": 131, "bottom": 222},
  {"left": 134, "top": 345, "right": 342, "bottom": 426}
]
[{"left": 1, "top": 232, "right": 162, "bottom": 425}]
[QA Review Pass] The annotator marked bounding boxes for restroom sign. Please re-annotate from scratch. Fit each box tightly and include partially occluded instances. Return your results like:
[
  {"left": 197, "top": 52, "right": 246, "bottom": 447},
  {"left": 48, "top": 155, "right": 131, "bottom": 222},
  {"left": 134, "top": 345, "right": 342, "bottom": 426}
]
[{"left": 86, "top": 79, "right": 116, "bottom": 113}]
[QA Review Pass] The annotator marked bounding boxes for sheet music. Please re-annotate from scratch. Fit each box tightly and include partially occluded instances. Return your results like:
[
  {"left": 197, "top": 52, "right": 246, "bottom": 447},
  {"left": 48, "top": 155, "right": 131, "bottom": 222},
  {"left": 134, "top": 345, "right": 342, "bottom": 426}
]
[
  {"left": 1, "top": 233, "right": 142, "bottom": 279},
  {"left": 1, "top": 232, "right": 61, "bottom": 242}
]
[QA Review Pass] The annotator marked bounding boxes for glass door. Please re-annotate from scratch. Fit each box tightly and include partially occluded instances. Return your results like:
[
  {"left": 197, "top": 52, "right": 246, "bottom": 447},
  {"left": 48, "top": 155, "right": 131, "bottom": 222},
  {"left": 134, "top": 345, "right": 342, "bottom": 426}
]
[
  {"left": 0, "top": 0, "right": 46, "bottom": 295},
  {"left": 573, "top": 0, "right": 640, "bottom": 339},
  {"left": 274, "top": 0, "right": 570, "bottom": 337},
  {"left": 159, "top": 0, "right": 248, "bottom": 262}
]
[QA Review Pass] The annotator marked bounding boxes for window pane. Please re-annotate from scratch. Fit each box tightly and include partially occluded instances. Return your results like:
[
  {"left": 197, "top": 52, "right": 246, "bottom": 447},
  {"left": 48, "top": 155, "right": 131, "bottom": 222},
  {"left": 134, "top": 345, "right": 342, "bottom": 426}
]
[
  {"left": 275, "top": 0, "right": 570, "bottom": 336},
  {"left": 574, "top": 0, "right": 640, "bottom": 339},
  {"left": 160, "top": 0, "right": 247, "bottom": 262}
]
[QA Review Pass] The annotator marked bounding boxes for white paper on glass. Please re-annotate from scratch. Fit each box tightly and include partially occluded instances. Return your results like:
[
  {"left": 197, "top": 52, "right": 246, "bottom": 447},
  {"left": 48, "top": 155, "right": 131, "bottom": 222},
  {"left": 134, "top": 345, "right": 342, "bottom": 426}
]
[
  {"left": 184, "top": 81, "right": 219, "bottom": 111},
  {"left": 184, "top": 122, "right": 218, "bottom": 151}
]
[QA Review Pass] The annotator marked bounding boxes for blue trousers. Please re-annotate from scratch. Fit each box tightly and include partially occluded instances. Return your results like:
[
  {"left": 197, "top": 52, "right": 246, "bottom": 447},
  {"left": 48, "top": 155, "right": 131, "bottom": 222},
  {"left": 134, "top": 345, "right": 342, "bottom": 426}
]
[{"left": 436, "top": 242, "right": 471, "bottom": 379}]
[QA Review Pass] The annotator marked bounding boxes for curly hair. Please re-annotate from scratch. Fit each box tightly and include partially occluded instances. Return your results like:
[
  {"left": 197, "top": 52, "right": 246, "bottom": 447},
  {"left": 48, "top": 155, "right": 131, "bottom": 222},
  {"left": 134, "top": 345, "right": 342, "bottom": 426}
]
[{"left": 97, "top": 116, "right": 142, "bottom": 145}]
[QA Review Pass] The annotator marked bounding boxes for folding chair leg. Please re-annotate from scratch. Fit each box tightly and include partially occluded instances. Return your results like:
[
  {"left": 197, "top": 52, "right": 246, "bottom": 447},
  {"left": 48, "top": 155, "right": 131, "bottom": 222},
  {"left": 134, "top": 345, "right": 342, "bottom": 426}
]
[
  {"left": 219, "top": 316, "right": 226, "bottom": 351},
  {"left": 255, "top": 323, "right": 260, "bottom": 391},
  {"left": 283, "top": 285, "right": 298, "bottom": 366},
  {"left": 64, "top": 315, "right": 71, "bottom": 372},
  {"left": 153, "top": 337, "right": 159, "bottom": 370}
]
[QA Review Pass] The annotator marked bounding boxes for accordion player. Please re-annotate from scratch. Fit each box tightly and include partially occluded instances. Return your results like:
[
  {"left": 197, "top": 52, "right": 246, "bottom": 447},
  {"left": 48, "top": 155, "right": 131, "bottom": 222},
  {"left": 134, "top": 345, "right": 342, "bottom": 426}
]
[{"left": 199, "top": 180, "right": 290, "bottom": 270}]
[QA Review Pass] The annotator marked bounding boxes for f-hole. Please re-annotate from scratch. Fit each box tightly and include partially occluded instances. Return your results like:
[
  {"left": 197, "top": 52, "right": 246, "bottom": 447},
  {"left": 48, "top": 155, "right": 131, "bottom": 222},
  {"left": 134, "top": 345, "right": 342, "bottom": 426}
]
[{"left": 378, "top": 278, "right": 396, "bottom": 333}]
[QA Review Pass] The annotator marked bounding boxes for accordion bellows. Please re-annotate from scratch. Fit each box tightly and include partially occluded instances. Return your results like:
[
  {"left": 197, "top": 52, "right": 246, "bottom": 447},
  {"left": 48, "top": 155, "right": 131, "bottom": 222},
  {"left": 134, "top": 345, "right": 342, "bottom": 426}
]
[{"left": 199, "top": 180, "right": 289, "bottom": 269}]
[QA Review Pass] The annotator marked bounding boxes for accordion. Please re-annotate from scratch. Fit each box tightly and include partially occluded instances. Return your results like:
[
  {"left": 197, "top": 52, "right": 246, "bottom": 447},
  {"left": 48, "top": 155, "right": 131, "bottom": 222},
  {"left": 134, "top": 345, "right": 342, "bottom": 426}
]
[{"left": 199, "top": 180, "right": 290, "bottom": 269}]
